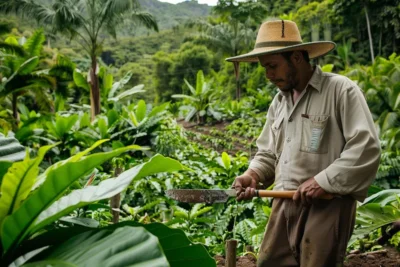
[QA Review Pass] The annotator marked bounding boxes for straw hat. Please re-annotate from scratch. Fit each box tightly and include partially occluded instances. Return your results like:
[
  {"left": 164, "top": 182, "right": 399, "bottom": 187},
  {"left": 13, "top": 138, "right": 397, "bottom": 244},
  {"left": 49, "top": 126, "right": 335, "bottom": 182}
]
[{"left": 226, "top": 20, "right": 336, "bottom": 62}]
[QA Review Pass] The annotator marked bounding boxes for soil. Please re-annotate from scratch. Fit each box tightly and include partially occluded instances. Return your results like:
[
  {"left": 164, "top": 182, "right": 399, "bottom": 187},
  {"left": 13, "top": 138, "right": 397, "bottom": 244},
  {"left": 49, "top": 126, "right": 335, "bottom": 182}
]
[
  {"left": 177, "top": 120, "right": 255, "bottom": 156},
  {"left": 214, "top": 247, "right": 400, "bottom": 267}
]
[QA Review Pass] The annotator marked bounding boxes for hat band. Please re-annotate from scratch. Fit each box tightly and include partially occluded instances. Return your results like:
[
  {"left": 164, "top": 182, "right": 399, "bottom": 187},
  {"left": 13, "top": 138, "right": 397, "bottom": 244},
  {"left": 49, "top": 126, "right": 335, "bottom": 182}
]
[{"left": 255, "top": 41, "right": 302, "bottom": 48}]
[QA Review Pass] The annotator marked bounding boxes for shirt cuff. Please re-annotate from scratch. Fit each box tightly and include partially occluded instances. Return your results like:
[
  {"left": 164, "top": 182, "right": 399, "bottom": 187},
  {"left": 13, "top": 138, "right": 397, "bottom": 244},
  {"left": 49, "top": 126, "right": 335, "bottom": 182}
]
[
  {"left": 249, "top": 162, "right": 273, "bottom": 186},
  {"left": 314, "top": 170, "right": 337, "bottom": 194}
]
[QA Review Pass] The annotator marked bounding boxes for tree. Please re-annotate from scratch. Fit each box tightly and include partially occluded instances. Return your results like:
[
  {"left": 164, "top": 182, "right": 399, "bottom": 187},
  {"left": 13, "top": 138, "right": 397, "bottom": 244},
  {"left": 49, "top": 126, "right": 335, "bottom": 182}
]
[
  {"left": 0, "top": 0, "right": 158, "bottom": 121},
  {"left": 0, "top": 30, "right": 55, "bottom": 129},
  {"left": 333, "top": 0, "right": 400, "bottom": 61}
]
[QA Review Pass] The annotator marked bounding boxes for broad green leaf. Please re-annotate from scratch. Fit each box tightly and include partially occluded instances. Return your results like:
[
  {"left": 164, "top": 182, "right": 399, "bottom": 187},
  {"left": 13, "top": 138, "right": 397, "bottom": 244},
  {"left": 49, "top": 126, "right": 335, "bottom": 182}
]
[
  {"left": 1, "top": 145, "right": 141, "bottom": 253},
  {"left": 129, "top": 111, "right": 139, "bottom": 127},
  {"left": 26, "top": 226, "right": 169, "bottom": 267},
  {"left": 221, "top": 152, "right": 231, "bottom": 170},
  {"left": 31, "top": 155, "right": 186, "bottom": 234},
  {"left": 14, "top": 222, "right": 215, "bottom": 267},
  {"left": 109, "top": 84, "right": 145, "bottom": 102},
  {"left": 136, "top": 100, "right": 147, "bottom": 122},
  {"left": 97, "top": 117, "right": 108, "bottom": 139},
  {"left": 196, "top": 70, "right": 204, "bottom": 95},
  {"left": 103, "top": 72, "right": 113, "bottom": 92},
  {"left": 108, "top": 71, "right": 133, "bottom": 98},
  {"left": 171, "top": 94, "right": 199, "bottom": 102},
  {"left": 348, "top": 203, "right": 400, "bottom": 247},
  {"left": 5, "top": 36, "right": 19, "bottom": 46},
  {"left": 0, "top": 145, "right": 53, "bottom": 229},
  {"left": 148, "top": 102, "right": 169, "bottom": 118},
  {"left": 363, "top": 189, "right": 400, "bottom": 206},
  {"left": 184, "top": 79, "right": 196, "bottom": 95},
  {"left": 33, "top": 139, "right": 111, "bottom": 189},
  {"left": 73, "top": 69, "right": 89, "bottom": 91},
  {"left": 128, "top": 222, "right": 216, "bottom": 267},
  {"left": 59, "top": 217, "right": 99, "bottom": 228}
]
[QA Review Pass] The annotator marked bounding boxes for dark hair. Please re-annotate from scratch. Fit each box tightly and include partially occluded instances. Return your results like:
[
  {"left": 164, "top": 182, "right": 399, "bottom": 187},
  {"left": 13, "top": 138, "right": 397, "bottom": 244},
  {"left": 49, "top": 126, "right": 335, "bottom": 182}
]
[{"left": 281, "top": 50, "right": 310, "bottom": 63}]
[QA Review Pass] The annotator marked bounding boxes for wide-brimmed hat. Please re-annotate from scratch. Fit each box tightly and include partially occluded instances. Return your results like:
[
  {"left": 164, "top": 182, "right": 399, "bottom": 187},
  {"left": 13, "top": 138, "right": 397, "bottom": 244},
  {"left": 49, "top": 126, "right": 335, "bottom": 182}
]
[{"left": 226, "top": 20, "right": 336, "bottom": 62}]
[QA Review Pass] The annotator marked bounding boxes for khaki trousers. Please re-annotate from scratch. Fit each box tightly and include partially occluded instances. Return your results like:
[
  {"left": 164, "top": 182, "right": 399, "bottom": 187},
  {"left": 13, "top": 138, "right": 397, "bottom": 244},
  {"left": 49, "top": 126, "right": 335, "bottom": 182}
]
[{"left": 257, "top": 196, "right": 356, "bottom": 267}]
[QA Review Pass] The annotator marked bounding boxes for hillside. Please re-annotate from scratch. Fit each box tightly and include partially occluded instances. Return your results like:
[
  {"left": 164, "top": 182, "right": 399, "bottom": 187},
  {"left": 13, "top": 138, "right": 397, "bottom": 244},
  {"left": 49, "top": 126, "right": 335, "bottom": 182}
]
[{"left": 138, "top": 0, "right": 211, "bottom": 31}]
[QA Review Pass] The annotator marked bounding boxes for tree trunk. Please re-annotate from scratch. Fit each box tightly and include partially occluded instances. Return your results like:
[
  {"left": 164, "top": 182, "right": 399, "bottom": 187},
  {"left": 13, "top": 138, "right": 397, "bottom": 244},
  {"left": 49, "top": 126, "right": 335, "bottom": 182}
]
[
  {"left": 233, "top": 62, "right": 240, "bottom": 100},
  {"left": 89, "top": 55, "right": 101, "bottom": 121},
  {"left": 311, "top": 24, "right": 320, "bottom": 42},
  {"left": 364, "top": 5, "right": 375, "bottom": 63},
  {"left": 111, "top": 167, "right": 123, "bottom": 224},
  {"left": 323, "top": 23, "right": 332, "bottom": 41},
  {"left": 12, "top": 93, "right": 19, "bottom": 131}
]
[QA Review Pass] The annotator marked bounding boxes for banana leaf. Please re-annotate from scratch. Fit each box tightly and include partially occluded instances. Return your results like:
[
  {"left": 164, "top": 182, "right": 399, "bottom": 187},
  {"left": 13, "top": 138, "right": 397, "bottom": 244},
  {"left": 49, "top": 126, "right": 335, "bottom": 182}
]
[
  {"left": 24, "top": 226, "right": 169, "bottom": 267},
  {"left": 30, "top": 154, "right": 186, "bottom": 234},
  {"left": 348, "top": 203, "right": 400, "bottom": 247},
  {"left": 11, "top": 222, "right": 216, "bottom": 267},
  {"left": 1, "top": 145, "right": 141, "bottom": 254}
]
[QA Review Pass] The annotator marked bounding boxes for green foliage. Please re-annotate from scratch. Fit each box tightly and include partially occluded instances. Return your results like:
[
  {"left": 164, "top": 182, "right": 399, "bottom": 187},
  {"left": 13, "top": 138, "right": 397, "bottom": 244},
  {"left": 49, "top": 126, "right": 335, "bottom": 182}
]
[
  {"left": 172, "top": 70, "right": 221, "bottom": 124},
  {"left": 26, "top": 226, "right": 170, "bottom": 267},
  {"left": 0, "top": 139, "right": 210, "bottom": 266},
  {"left": 349, "top": 189, "right": 400, "bottom": 250}
]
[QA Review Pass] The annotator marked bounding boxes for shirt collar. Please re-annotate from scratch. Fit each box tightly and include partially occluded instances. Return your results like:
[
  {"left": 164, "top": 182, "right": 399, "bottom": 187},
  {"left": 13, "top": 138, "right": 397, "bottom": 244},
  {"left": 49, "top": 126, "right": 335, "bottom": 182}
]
[{"left": 308, "top": 65, "right": 322, "bottom": 93}]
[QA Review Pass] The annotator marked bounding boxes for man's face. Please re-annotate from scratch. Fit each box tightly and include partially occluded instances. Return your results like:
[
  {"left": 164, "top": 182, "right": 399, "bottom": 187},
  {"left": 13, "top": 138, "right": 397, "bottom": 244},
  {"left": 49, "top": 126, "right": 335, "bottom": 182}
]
[{"left": 258, "top": 53, "right": 297, "bottom": 92}]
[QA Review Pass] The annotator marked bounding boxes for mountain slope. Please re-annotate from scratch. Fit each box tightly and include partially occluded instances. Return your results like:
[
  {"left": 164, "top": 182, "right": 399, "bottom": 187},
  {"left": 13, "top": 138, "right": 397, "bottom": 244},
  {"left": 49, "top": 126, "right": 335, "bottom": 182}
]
[{"left": 138, "top": 0, "right": 211, "bottom": 30}]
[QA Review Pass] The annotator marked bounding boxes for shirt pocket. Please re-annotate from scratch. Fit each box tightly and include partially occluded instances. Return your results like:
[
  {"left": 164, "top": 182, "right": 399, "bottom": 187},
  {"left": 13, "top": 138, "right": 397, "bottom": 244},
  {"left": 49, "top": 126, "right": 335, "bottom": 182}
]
[
  {"left": 300, "top": 114, "right": 329, "bottom": 154},
  {"left": 272, "top": 114, "right": 285, "bottom": 155}
]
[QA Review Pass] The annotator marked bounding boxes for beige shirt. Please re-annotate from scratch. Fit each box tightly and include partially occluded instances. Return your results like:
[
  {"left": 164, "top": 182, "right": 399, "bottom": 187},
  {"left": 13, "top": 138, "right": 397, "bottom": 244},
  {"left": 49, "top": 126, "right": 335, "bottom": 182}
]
[{"left": 249, "top": 66, "right": 381, "bottom": 201}]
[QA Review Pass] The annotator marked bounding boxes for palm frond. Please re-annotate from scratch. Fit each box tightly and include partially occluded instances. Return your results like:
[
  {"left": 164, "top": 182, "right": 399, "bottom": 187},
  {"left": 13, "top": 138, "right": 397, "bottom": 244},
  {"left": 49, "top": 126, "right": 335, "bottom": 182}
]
[{"left": 131, "top": 11, "right": 159, "bottom": 32}]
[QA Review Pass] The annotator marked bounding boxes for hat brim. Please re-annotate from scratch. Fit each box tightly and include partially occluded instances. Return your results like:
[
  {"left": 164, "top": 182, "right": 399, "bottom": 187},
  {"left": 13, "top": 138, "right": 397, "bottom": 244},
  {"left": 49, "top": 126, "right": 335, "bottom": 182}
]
[{"left": 226, "top": 41, "right": 336, "bottom": 62}]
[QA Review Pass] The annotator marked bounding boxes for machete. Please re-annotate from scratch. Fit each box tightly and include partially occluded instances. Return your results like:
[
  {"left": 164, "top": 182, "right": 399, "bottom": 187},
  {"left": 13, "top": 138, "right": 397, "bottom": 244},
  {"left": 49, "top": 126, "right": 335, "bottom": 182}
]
[{"left": 166, "top": 189, "right": 334, "bottom": 203}]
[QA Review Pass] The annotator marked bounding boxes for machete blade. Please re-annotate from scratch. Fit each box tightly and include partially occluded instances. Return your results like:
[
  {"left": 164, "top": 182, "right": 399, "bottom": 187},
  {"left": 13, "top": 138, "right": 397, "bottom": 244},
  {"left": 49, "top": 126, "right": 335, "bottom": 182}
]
[{"left": 166, "top": 189, "right": 237, "bottom": 203}]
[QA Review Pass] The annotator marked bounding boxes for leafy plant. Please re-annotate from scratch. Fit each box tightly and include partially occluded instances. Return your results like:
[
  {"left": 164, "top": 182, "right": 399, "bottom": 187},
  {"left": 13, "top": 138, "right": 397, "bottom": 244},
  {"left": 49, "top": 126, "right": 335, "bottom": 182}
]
[
  {"left": 172, "top": 70, "right": 221, "bottom": 124},
  {"left": 0, "top": 140, "right": 217, "bottom": 266}
]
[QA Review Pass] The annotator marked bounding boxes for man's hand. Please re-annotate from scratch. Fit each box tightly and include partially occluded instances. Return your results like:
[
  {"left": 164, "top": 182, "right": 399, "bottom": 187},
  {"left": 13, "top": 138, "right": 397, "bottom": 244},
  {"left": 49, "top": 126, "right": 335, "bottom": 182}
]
[
  {"left": 293, "top": 177, "right": 327, "bottom": 205},
  {"left": 232, "top": 169, "right": 260, "bottom": 201}
]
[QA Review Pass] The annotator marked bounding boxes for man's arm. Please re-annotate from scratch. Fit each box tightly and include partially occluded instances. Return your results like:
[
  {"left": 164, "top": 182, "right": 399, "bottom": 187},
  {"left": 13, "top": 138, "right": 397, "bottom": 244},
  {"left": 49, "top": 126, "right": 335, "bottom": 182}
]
[
  {"left": 233, "top": 99, "right": 278, "bottom": 200},
  {"left": 313, "top": 84, "right": 381, "bottom": 200}
]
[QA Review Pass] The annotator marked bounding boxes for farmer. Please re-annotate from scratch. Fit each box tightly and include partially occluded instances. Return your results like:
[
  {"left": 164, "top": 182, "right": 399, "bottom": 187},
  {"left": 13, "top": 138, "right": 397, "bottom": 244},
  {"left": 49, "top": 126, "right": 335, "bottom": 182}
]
[{"left": 228, "top": 20, "right": 381, "bottom": 267}]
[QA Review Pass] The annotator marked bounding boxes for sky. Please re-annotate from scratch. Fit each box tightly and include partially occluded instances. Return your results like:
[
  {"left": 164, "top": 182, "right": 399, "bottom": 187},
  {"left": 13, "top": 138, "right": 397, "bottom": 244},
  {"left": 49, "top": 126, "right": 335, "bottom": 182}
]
[{"left": 159, "top": 0, "right": 218, "bottom": 6}]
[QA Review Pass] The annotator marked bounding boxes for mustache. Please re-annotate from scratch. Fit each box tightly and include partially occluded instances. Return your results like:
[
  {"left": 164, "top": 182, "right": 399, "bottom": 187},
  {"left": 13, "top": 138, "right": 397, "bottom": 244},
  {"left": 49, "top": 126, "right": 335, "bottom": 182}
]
[{"left": 271, "top": 79, "right": 284, "bottom": 83}]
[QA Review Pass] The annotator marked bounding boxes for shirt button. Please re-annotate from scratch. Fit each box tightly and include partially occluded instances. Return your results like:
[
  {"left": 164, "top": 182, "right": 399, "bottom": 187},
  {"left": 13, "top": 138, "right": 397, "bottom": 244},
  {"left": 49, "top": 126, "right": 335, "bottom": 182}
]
[
  {"left": 288, "top": 117, "right": 293, "bottom": 122},
  {"left": 284, "top": 160, "right": 288, "bottom": 164},
  {"left": 286, "top": 137, "right": 291, "bottom": 142}
]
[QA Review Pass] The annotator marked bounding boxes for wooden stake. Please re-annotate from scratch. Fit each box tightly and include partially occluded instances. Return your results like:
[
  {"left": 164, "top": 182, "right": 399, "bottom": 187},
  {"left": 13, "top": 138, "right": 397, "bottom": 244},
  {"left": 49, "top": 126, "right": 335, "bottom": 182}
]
[
  {"left": 111, "top": 167, "right": 123, "bottom": 224},
  {"left": 225, "top": 239, "right": 237, "bottom": 267}
]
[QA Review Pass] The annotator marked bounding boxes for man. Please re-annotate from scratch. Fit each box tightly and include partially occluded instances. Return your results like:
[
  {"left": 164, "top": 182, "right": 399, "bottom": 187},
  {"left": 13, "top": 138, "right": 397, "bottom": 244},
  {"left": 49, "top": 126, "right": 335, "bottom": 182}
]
[{"left": 226, "top": 20, "right": 381, "bottom": 266}]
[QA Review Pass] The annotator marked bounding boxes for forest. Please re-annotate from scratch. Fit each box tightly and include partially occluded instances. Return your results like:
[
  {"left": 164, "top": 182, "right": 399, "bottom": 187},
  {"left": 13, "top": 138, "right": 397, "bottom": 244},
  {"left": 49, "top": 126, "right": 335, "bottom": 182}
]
[{"left": 0, "top": 0, "right": 399, "bottom": 266}]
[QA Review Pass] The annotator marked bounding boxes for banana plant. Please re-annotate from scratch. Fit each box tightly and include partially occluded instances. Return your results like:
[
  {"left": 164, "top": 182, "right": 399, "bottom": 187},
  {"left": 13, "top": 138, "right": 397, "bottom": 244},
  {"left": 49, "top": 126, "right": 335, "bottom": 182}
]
[
  {"left": 0, "top": 140, "right": 215, "bottom": 266},
  {"left": 172, "top": 70, "right": 221, "bottom": 125},
  {"left": 348, "top": 188, "right": 400, "bottom": 249},
  {"left": 0, "top": 30, "right": 55, "bottom": 127},
  {"left": 73, "top": 67, "right": 146, "bottom": 113},
  {"left": 111, "top": 99, "right": 169, "bottom": 146}
]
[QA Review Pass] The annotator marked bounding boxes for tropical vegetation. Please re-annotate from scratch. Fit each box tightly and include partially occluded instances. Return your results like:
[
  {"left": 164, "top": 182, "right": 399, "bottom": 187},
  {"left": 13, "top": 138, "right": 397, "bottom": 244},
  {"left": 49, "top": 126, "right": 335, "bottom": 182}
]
[{"left": 0, "top": 0, "right": 399, "bottom": 266}]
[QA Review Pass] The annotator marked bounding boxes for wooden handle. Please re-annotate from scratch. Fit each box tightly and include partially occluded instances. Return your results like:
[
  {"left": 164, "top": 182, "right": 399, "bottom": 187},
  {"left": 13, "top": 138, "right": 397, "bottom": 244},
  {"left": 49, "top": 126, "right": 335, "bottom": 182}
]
[{"left": 256, "top": 190, "right": 334, "bottom": 200}]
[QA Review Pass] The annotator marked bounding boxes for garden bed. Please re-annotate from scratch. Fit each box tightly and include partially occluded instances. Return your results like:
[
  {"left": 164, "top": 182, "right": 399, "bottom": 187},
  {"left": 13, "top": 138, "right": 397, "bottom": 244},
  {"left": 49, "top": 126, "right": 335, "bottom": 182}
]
[{"left": 214, "top": 247, "right": 400, "bottom": 267}]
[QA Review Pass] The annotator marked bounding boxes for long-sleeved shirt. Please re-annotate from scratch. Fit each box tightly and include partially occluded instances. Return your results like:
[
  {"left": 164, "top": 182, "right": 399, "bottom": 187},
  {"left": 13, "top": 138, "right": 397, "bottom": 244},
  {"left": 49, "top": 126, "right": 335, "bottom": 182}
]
[{"left": 249, "top": 65, "right": 381, "bottom": 201}]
